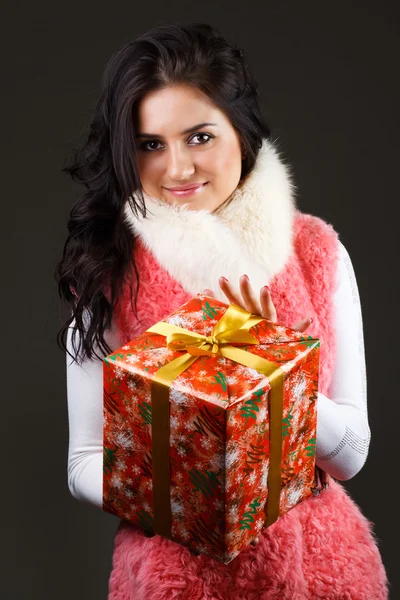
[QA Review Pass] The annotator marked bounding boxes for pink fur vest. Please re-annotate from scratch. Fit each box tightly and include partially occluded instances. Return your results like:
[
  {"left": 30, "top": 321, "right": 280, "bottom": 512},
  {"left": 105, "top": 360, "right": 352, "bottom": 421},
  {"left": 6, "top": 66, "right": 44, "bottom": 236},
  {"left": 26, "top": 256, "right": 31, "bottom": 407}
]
[{"left": 107, "top": 212, "right": 388, "bottom": 599}]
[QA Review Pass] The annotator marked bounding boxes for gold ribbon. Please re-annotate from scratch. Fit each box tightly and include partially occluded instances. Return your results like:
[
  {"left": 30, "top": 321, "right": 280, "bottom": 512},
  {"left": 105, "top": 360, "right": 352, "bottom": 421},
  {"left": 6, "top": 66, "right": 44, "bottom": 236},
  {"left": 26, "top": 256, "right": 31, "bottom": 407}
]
[{"left": 146, "top": 303, "right": 284, "bottom": 539}]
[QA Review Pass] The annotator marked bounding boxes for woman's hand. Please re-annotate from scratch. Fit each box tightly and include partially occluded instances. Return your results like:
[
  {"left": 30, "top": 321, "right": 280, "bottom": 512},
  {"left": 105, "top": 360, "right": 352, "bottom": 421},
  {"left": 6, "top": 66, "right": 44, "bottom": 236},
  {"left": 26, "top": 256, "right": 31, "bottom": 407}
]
[
  {"left": 204, "top": 275, "right": 313, "bottom": 333},
  {"left": 204, "top": 275, "right": 313, "bottom": 548}
]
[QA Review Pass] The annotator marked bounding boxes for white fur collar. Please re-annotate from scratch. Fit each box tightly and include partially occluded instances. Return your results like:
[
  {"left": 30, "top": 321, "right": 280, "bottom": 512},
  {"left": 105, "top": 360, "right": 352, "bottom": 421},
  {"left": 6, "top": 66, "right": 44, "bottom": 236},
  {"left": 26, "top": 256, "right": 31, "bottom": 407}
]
[{"left": 123, "top": 138, "right": 297, "bottom": 303}]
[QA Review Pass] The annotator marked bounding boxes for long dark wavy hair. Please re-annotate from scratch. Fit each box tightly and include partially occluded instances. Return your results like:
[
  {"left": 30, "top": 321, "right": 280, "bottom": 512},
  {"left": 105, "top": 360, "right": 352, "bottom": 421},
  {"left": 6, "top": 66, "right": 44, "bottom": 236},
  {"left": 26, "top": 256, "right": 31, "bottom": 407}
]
[{"left": 55, "top": 22, "right": 272, "bottom": 365}]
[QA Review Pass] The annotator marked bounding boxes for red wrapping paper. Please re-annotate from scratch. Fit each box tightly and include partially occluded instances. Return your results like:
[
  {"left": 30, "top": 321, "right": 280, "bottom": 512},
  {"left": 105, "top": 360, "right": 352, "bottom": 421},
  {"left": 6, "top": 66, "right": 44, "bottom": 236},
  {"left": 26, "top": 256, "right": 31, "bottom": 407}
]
[{"left": 103, "top": 294, "right": 320, "bottom": 563}]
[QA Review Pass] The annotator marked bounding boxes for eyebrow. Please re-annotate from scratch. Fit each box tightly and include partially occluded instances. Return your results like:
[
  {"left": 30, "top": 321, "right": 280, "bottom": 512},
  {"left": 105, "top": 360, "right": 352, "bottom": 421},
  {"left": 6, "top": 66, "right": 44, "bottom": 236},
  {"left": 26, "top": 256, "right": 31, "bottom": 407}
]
[{"left": 136, "top": 122, "right": 218, "bottom": 138}]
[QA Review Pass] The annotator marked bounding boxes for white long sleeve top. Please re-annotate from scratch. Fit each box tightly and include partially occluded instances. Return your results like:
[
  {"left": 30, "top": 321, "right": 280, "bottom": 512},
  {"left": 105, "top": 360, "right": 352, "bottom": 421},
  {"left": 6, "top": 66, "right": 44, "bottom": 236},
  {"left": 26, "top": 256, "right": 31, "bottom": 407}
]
[{"left": 66, "top": 241, "right": 370, "bottom": 507}]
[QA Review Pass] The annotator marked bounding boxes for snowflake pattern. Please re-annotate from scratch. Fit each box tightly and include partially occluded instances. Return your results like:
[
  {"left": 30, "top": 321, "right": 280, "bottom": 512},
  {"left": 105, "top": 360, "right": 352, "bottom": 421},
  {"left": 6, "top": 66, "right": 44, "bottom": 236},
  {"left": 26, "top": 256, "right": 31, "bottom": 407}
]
[
  {"left": 171, "top": 500, "right": 184, "bottom": 514},
  {"left": 110, "top": 473, "right": 123, "bottom": 489},
  {"left": 169, "top": 389, "right": 189, "bottom": 405},
  {"left": 103, "top": 294, "right": 320, "bottom": 564},
  {"left": 255, "top": 517, "right": 265, "bottom": 531},
  {"left": 115, "top": 367, "right": 125, "bottom": 379},
  {"left": 248, "top": 471, "right": 257, "bottom": 485},
  {"left": 292, "top": 372, "right": 308, "bottom": 402}
]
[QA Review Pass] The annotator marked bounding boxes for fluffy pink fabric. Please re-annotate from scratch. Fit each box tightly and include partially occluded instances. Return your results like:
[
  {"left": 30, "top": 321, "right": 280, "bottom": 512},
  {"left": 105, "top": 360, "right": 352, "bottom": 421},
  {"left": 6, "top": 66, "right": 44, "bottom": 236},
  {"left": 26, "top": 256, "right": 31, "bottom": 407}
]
[
  {"left": 109, "top": 479, "right": 387, "bottom": 600},
  {"left": 108, "top": 211, "right": 388, "bottom": 599},
  {"left": 114, "top": 238, "right": 192, "bottom": 343}
]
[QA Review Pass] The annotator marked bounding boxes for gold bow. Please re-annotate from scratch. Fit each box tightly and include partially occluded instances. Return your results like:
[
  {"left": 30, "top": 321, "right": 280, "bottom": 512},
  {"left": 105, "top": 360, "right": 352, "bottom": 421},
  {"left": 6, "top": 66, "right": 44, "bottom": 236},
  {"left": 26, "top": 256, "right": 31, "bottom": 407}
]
[
  {"left": 146, "top": 303, "right": 284, "bottom": 541},
  {"left": 161, "top": 305, "right": 262, "bottom": 357}
]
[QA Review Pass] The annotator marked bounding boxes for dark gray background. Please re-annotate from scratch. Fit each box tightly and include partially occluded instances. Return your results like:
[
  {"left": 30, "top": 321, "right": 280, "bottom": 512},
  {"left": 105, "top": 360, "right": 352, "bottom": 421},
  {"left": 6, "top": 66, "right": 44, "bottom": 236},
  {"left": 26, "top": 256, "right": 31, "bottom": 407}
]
[{"left": 2, "top": 1, "right": 398, "bottom": 598}]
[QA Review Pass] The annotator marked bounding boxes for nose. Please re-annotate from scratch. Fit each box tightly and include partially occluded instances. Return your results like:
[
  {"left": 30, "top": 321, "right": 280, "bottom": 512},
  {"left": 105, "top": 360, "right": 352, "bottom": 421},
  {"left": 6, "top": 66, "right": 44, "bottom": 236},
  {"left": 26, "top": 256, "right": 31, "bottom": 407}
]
[{"left": 166, "top": 144, "right": 195, "bottom": 181}]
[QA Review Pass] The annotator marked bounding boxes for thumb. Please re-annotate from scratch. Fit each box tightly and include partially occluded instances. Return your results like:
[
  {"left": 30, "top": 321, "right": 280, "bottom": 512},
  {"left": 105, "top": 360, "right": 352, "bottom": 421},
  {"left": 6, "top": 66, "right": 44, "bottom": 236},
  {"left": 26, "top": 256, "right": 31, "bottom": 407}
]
[
  {"left": 292, "top": 317, "right": 313, "bottom": 332},
  {"left": 203, "top": 288, "right": 215, "bottom": 297}
]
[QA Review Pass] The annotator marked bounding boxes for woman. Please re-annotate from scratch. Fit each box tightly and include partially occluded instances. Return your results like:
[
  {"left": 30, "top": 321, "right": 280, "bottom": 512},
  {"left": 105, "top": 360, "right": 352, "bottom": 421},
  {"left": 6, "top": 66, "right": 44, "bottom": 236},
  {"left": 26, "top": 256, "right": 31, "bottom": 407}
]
[{"left": 56, "top": 22, "right": 389, "bottom": 600}]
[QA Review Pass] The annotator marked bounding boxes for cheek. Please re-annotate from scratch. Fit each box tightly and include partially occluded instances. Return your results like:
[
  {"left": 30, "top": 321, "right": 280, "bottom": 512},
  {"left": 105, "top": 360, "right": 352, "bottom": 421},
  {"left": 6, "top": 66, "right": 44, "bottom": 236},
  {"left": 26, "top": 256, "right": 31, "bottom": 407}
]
[
  {"left": 137, "top": 159, "right": 161, "bottom": 188},
  {"left": 213, "top": 152, "right": 242, "bottom": 187}
]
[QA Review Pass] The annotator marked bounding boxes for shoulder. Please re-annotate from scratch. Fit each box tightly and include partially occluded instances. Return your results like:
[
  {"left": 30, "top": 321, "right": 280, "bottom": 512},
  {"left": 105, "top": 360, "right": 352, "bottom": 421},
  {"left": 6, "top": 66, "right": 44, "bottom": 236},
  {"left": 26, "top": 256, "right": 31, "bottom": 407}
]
[
  {"left": 294, "top": 210, "right": 339, "bottom": 247},
  {"left": 294, "top": 210, "right": 339, "bottom": 259},
  {"left": 292, "top": 210, "right": 341, "bottom": 293}
]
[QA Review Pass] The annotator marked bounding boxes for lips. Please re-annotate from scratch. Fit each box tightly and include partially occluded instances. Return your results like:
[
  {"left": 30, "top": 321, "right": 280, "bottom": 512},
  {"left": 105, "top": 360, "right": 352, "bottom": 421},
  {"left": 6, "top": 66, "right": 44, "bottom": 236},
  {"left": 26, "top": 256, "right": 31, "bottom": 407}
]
[
  {"left": 166, "top": 182, "right": 208, "bottom": 198},
  {"left": 167, "top": 183, "right": 207, "bottom": 192}
]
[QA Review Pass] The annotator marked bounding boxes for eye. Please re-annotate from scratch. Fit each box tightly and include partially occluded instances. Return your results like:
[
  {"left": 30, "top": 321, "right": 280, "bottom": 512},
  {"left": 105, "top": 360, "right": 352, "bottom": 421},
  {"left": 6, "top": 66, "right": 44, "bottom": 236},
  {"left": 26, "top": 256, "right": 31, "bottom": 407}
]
[
  {"left": 139, "top": 140, "right": 164, "bottom": 152},
  {"left": 138, "top": 132, "right": 214, "bottom": 153},
  {"left": 189, "top": 133, "right": 214, "bottom": 145}
]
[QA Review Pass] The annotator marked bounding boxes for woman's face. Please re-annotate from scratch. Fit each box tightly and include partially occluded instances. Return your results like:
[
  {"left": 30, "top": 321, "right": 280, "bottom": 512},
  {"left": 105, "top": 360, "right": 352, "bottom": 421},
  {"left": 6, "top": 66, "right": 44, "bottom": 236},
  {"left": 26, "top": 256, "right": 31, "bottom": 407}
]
[{"left": 135, "top": 84, "right": 244, "bottom": 212}]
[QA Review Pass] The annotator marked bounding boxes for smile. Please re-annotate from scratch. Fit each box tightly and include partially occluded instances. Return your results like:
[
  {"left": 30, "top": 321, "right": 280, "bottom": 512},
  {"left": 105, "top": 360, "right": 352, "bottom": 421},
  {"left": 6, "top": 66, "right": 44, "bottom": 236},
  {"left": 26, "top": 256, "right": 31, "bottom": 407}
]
[{"left": 166, "top": 183, "right": 208, "bottom": 198}]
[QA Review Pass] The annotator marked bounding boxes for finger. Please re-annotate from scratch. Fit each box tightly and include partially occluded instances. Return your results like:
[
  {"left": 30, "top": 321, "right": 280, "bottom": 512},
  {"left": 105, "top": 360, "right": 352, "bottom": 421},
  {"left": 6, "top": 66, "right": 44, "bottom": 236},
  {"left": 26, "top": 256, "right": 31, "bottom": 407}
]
[
  {"left": 203, "top": 288, "right": 216, "bottom": 298},
  {"left": 250, "top": 536, "right": 259, "bottom": 546},
  {"left": 239, "top": 275, "right": 262, "bottom": 315},
  {"left": 292, "top": 317, "right": 313, "bottom": 332},
  {"left": 219, "top": 277, "right": 243, "bottom": 306},
  {"left": 260, "top": 286, "right": 277, "bottom": 322}
]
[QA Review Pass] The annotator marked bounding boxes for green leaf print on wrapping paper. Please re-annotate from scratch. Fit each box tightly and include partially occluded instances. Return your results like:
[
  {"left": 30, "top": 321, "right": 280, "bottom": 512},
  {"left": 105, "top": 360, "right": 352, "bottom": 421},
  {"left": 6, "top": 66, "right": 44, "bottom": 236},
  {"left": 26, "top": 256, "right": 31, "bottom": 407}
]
[
  {"left": 136, "top": 509, "right": 153, "bottom": 532},
  {"left": 282, "top": 406, "right": 294, "bottom": 438},
  {"left": 305, "top": 437, "right": 316, "bottom": 457},
  {"left": 105, "top": 353, "right": 126, "bottom": 362},
  {"left": 239, "top": 496, "right": 261, "bottom": 531},
  {"left": 189, "top": 469, "right": 219, "bottom": 499},
  {"left": 202, "top": 301, "right": 220, "bottom": 320},
  {"left": 239, "top": 388, "right": 264, "bottom": 423},
  {"left": 138, "top": 400, "right": 152, "bottom": 425},
  {"left": 213, "top": 371, "right": 227, "bottom": 392},
  {"left": 103, "top": 447, "right": 117, "bottom": 475}
]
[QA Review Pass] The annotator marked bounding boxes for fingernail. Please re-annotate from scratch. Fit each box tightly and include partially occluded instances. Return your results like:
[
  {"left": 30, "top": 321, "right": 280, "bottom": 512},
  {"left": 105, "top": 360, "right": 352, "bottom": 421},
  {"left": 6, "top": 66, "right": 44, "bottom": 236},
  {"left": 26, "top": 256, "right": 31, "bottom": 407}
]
[
  {"left": 221, "top": 276, "right": 229, "bottom": 282},
  {"left": 309, "top": 317, "right": 313, "bottom": 323},
  {"left": 242, "top": 274, "right": 249, "bottom": 280},
  {"left": 262, "top": 285, "right": 270, "bottom": 291}
]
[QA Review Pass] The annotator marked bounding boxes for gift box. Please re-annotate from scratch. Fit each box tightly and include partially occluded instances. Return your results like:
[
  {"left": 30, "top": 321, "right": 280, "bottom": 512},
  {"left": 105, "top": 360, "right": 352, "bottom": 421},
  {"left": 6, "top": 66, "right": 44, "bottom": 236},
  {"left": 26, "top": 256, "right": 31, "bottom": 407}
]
[{"left": 103, "top": 294, "right": 320, "bottom": 564}]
